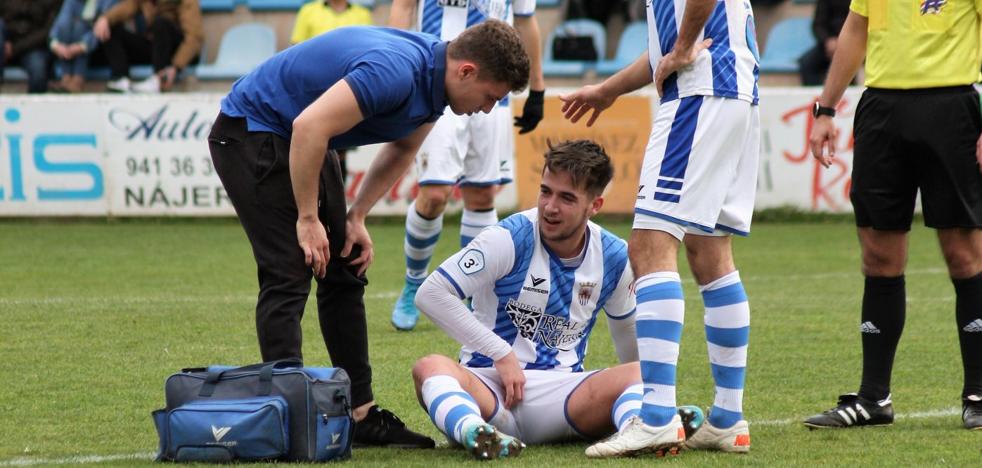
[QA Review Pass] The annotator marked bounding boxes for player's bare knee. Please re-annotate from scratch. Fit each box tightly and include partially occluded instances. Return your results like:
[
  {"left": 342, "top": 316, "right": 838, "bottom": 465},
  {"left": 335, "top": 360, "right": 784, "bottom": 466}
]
[
  {"left": 415, "top": 186, "right": 452, "bottom": 217},
  {"left": 412, "top": 354, "right": 455, "bottom": 384},
  {"left": 941, "top": 247, "right": 982, "bottom": 279},
  {"left": 461, "top": 185, "right": 495, "bottom": 210},
  {"left": 861, "top": 248, "right": 905, "bottom": 277}
]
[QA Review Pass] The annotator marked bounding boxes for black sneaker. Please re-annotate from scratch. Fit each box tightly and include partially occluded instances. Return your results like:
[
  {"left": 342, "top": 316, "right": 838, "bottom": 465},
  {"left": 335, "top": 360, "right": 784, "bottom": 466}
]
[
  {"left": 963, "top": 395, "right": 982, "bottom": 430},
  {"left": 803, "top": 393, "right": 894, "bottom": 429},
  {"left": 353, "top": 405, "right": 436, "bottom": 448}
]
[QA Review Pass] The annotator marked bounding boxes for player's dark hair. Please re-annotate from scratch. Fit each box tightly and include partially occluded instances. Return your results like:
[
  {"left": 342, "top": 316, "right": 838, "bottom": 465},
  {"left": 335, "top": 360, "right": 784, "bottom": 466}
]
[
  {"left": 447, "top": 19, "right": 529, "bottom": 92},
  {"left": 542, "top": 140, "right": 614, "bottom": 197}
]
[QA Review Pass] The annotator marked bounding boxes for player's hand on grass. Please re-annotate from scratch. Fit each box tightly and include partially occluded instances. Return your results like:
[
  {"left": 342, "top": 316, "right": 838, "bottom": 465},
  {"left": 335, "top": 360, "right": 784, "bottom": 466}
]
[
  {"left": 297, "top": 218, "right": 329, "bottom": 278},
  {"left": 494, "top": 352, "right": 525, "bottom": 409},
  {"left": 343, "top": 214, "right": 374, "bottom": 277},
  {"left": 809, "top": 115, "right": 839, "bottom": 169},
  {"left": 559, "top": 84, "right": 615, "bottom": 127},
  {"left": 514, "top": 89, "right": 544, "bottom": 134}
]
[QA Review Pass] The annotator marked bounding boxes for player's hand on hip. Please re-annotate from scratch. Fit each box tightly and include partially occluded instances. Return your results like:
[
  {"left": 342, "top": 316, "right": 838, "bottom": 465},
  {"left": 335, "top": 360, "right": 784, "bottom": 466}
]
[
  {"left": 514, "top": 89, "right": 545, "bottom": 134},
  {"left": 494, "top": 352, "right": 525, "bottom": 409},
  {"left": 809, "top": 116, "right": 839, "bottom": 169},
  {"left": 297, "top": 218, "right": 330, "bottom": 278},
  {"left": 559, "top": 84, "right": 614, "bottom": 127},
  {"left": 655, "top": 38, "right": 712, "bottom": 97},
  {"left": 342, "top": 214, "right": 374, "bottom": 277}
]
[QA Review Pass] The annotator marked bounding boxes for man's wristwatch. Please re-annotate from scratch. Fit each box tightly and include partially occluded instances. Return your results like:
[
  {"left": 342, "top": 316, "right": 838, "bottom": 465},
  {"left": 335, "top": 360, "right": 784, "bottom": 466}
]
[{"left": 813, "top": 102, "right": 836, "bottom": 118}]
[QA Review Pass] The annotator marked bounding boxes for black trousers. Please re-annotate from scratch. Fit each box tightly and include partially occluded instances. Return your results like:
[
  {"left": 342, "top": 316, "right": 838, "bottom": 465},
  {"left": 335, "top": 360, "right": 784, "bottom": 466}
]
[
  {"left": 208, "top": 113, "right": 373, "bottom": 407},
  {"left": 101, "top": 17, "right": 183, "bottom": 78}
]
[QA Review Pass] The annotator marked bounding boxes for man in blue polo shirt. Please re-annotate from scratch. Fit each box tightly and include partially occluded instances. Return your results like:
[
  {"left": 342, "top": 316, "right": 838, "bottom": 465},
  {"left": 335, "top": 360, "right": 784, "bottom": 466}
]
[{"left": 208, "top": 20, "right": 530, "bottom": 448}]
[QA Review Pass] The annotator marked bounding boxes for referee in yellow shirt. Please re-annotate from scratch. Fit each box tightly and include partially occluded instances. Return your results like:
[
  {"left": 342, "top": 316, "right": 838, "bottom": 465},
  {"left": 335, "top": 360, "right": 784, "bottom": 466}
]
[
  {"left": 806, "top": 0, "right": 982, "bottom": 430},
  {"left": 290, "top": 0, "right": 373, "bottom": 44}
]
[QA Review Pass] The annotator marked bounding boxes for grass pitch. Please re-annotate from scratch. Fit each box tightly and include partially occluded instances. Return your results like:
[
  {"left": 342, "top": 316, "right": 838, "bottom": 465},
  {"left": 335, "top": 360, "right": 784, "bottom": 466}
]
[{"left": 1, "top": 217, "right": 979, "bottom": 466}]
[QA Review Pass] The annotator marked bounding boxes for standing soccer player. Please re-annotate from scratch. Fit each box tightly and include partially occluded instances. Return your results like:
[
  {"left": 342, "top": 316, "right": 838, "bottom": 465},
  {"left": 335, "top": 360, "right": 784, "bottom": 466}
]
[
  {"left": 560, "top": 0, "right": 760, "bottom": 457},
  {"left": 804, "top": 0, "right": 982, "bottom": 430},
  {"left": 388, "top": 0, "right": 546, "bottom": 331},
  {"left": 209, "top": 21, "right": 530, "bottom": 447}
]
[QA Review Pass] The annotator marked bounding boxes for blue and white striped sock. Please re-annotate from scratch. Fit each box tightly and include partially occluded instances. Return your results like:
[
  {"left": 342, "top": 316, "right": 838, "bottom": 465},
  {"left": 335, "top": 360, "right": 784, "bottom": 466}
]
[
  {"left": 404, "top": 201, "right": 443, "bottom": 281},
  {"left": 636, "top": 271, "right": 685, "bottom": 427},
  {"left": 421, "top": 375, "right": 485, "bottom": 445},
  {"left": 460, "top": 208, "right": 497, "bottom": 248},
  {"left": 700, "top": 270, "right": 750, "bottom": 429},
  {"left": 611, "top": 383, "right": 643, "bottom": 431}
]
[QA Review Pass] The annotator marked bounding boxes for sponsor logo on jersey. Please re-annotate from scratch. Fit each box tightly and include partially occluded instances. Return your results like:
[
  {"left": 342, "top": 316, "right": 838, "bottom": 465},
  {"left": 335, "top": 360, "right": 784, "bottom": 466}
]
[
  {"left": 505, "top": 298, "right": 587, "bottom": 350},
  {"left": 522, "top": 275, "right": 549, "bottom": 294}
]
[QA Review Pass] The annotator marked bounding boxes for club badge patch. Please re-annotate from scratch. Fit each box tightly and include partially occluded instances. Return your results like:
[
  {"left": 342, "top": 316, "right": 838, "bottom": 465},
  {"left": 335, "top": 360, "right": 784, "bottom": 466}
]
[{"left": 457, "top": 249, "right": 485, "bottom": 275}]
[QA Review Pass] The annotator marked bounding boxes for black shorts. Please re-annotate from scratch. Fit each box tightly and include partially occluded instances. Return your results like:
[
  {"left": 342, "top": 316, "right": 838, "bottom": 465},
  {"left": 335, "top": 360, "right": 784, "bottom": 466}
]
[{"left": 850, "top": 85, "right": 982, "bottom": 230}]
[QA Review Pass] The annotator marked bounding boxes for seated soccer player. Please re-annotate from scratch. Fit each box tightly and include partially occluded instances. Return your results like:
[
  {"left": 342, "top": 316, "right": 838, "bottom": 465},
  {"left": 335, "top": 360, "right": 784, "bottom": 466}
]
[{"left": 411, "top": 140, "right": 702, "bottom": 459}]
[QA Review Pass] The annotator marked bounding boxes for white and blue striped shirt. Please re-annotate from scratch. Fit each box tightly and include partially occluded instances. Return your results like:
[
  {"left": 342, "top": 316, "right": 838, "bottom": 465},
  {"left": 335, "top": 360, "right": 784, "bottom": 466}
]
[
  {"left": 417, "top": 0, "right": 535, "bottom": 40},
  {"left": 647, "top": 0, "right": 760, "bottom": 104},
  {"left": 435, "top": 209, "right": 636, "bottom": 372}
]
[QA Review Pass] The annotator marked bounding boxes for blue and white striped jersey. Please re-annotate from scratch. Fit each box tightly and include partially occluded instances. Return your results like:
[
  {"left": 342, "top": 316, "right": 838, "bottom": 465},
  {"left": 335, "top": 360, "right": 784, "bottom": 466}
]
[
  {"left": 416, "top": 0, "right": 535, "bottom": 40},
  {"left": 647, "top": 0, "right": 760, "bottom": 104},
  {"left": 434, "top": 209, "right": 636, "bottom": 372}
]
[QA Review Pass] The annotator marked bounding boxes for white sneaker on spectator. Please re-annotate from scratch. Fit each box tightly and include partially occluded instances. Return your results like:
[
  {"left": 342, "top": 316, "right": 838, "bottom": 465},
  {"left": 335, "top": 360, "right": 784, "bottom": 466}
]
[
  {"left": 584, "top": 415, "right": 685, "bottom": 458},
  {"left": 132, "top": 75, "right": 161, "bottom": 94},
  {"left": 685, "top": 419, "right": 751, "bottom": 453},
  {"left": 106, "top": 77, "right": 131, "bottom": 93}
]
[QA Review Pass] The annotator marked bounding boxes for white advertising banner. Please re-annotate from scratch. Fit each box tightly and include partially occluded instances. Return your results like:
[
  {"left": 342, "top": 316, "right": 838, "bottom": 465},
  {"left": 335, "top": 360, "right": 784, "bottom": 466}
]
[{"left": 0, "top": 89, "right": 868, "bottom": 216}]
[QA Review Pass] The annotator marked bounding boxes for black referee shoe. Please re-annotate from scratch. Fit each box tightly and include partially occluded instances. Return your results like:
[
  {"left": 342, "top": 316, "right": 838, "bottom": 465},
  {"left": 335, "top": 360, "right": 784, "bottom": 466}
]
[
  {"left": 803, "top": 393, "right": 894, "bottom": 429},
  {"left": 963, "top": 395, "right": 982, "bottom": 430},
  {"left": 353, "top": 405, "right": 436, "bottom": 448}
]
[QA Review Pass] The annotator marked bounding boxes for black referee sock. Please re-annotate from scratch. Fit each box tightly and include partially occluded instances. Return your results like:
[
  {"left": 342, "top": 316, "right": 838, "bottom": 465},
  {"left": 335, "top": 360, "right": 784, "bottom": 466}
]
[
  {"left": 858, "top": 275, "right": 906, "bottom": 402},
  {"left": 953, "top": 272, "right": 982, "bottom": 398}
]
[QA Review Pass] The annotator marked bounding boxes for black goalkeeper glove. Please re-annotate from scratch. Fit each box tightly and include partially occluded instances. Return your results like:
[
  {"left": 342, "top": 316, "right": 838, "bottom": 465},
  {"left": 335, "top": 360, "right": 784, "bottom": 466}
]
[{"left": 514, "top": 90, "right": 545, "bottom": 134}]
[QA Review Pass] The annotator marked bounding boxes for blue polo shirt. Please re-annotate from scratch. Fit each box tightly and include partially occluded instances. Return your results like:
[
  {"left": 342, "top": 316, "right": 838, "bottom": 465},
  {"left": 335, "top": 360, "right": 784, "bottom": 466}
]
[{"left": 221, "top": 26, "right": 448, "bottom": 149}]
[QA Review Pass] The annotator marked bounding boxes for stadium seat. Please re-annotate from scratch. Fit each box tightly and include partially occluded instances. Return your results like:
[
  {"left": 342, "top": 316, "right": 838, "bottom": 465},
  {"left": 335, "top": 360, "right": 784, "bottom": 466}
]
[
  {"left": 537, "top": 0, "right": 561, "bottom": 6},
  {"left": 759, "top": 16, "right": 815, "bottom": 73},
  {"left": 245, "top": 0, "right": 304, "bottom": 11},
  {"left": 542, "top": 19, "right": 605, "bottom": 77},
  {"left": 197, "top": 23, "right": 277, "bottom": 80},
  {"left": 596, "top": 21, "right": 647, "bottom": 76},
  {"left": 199, "top": 0, "right": 239, "bottom": 11},
  {"left": 350, "top": 0, "right": 375, "bottom": 7}
]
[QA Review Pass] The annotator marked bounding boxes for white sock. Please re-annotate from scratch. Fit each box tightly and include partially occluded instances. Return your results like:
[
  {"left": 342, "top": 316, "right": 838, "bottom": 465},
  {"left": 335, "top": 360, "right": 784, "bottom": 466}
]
[
  {"left": 421, "top": 375, "right": 485, "bottom": 444},
  {"left": 404, "top": 200, "right": 443, "bottom": 281},
  {"left": 611, "top": 383, "right": 643, "bottom": 431},
  {"left": 635, "top": 271, "right": 685, "bottom": 427},
  {"left": 700, "top": 270, "right": 750, "bottom": 429},
  {"left": 460, "top": 208, "right": 497, "bottom": 248}
]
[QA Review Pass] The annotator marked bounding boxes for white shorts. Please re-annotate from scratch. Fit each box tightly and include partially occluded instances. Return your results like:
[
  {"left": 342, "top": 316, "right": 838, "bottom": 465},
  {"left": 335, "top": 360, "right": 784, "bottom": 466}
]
[
  {"left": 416, "top": 104, "right": 514, "bottom": 187},
  {"left": 464, "top": 367, "right": 598, "bottom": 445},
  {"left": 633, "top": 96, "right": 760, "bottom": 240}
]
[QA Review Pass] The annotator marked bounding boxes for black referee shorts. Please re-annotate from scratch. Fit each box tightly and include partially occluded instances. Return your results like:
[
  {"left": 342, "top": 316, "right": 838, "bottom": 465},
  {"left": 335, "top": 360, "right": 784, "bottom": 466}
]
[{"left": 850, "top": 85, "right": 982, "bottom": 230}]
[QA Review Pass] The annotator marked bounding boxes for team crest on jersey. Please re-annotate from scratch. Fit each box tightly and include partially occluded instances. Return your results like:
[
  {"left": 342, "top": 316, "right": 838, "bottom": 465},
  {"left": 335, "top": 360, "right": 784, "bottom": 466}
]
[
  {"left": 920, "top": 0, "right": 946, "bottom": 15},
  {"left": 505, "top": 298, "right": 587, "bottom": 350},
  {"left": 577, "top": 282, "right": 596, "bottom": 306}
]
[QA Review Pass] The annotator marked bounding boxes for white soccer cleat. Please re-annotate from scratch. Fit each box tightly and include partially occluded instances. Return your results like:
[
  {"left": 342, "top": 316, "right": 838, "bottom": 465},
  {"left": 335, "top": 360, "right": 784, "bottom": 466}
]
[
  {"left": 685, "top": 419, "right": 750, "bottom": 453},
  {"left": 584, "top": 415, "right": 685, "bottom": 458}
]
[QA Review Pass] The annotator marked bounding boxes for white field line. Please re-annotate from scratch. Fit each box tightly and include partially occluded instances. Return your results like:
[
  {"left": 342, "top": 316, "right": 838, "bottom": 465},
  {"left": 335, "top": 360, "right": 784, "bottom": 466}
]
[
  {"left": 0, "top": 267, "right": 950, "bottom": 308},
  {"left": 0, "top": 407, "right": 963, "bottom": 465}
]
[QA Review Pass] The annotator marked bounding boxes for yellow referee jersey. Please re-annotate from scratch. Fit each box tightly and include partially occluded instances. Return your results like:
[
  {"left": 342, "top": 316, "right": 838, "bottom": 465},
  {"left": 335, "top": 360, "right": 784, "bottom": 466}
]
[
  {"left": 290, "top": 1, "right": 373, "bottom": 44},
  {"left": 850, "top": 0, "right": 982, "bottom": 88}
]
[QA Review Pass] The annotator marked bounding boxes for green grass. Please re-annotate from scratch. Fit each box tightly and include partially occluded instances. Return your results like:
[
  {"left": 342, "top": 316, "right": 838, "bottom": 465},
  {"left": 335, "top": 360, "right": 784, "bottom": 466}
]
[{"left": 0, "top": 218, "right": 978, "bottom": 466}]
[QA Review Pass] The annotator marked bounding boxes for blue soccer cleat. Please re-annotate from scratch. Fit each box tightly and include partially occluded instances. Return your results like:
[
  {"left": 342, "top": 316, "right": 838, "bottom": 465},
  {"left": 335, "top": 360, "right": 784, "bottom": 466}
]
[
  {"left": 391, "top": 279, "right": 422, "bottom": 331},
  {"left": 462, "top": 423, "right": 525, "bottom": 460}
]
